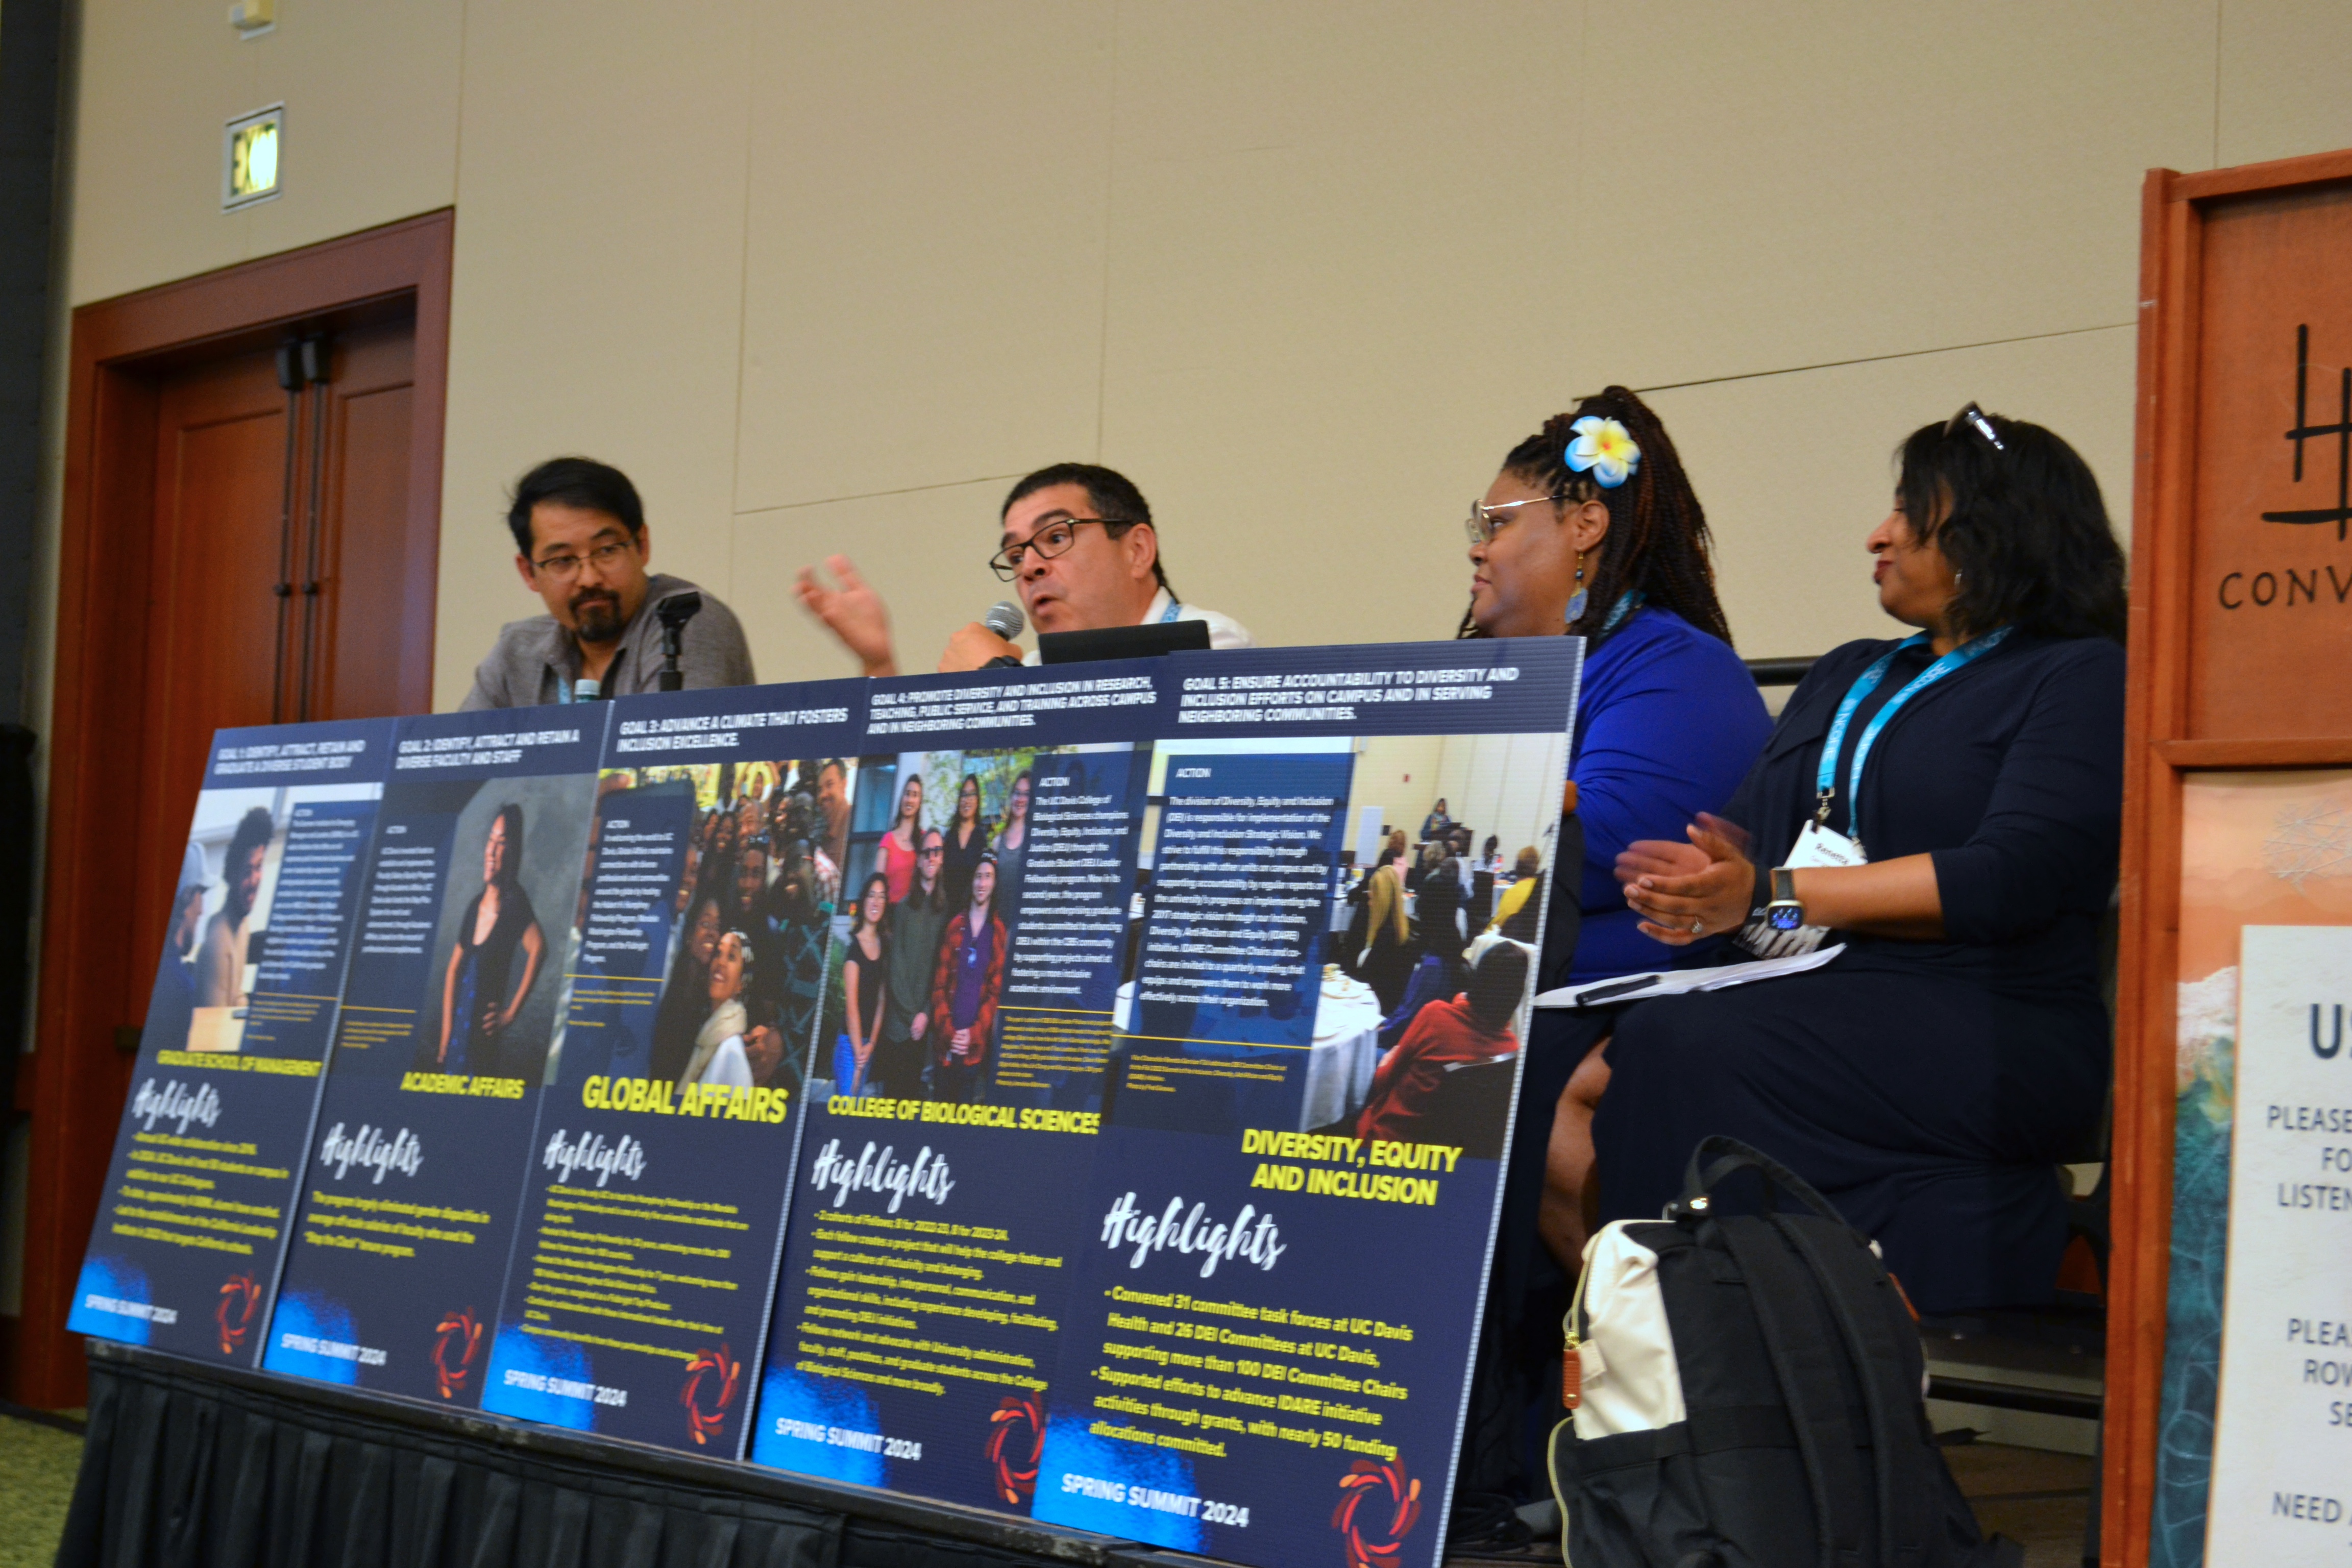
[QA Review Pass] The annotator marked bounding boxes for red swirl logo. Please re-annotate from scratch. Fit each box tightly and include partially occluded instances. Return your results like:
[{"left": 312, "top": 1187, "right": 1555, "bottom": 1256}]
[
  {"left": 431, "top": 1309, "right": 482, "bottom": 1399},
  {"left": 680, "top": 1344, "right": 740, "bottom": 1446},
  {"left": 984, "top": 1393, "right": 1045, "bottom": 1505},
  {"left": 215, "top": 1273, "right": 261, "bottom": 1355},
  {"left": 1332, "top": 1458, "right": 1422, "bottom": 1568}
]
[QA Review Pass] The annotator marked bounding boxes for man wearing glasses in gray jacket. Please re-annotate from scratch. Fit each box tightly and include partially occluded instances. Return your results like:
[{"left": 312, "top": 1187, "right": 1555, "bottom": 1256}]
[{"left": 462, "top": 456, "right": 756, "bottom": 709}]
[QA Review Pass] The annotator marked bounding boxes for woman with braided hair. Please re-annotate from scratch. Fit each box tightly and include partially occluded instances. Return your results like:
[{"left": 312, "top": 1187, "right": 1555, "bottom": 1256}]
[
  {"left": 1453, "top": 388, "right": 1769, "bottom": 1516},
  {"left": 1462, "top": 386, "right": 1770, "bottom": 987}
]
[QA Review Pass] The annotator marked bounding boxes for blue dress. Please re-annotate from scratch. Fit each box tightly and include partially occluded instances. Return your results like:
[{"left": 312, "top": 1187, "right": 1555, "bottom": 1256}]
[
  {"left": 1482, "top": 608, "right": 1772, "bottom": 1496},
  {"left": 1565, "top": 606, "right": 1773, "bottom": 983}
]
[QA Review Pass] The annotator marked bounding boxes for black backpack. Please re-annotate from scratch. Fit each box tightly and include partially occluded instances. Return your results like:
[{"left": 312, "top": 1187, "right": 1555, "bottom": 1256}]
[{"left": 1547, "top": 1138, "right": 2022, "bottom": 1568}]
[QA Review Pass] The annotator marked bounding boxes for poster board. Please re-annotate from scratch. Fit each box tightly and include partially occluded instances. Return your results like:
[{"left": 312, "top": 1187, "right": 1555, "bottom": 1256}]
[
  {"left": 749, "top": 640, "right": 1578, "bottom": 1568},
  {"left": 68, "top": 719, "right": 395, "bottom": 1361},
  {"left": 478, "top": 681, "right": 864, "bottom": 1454},
  {"left": 70, "top": 638, "right": 1579, "bottom": 1568},
  {"left": 2111, "top": 146, "right": 2352, "bottom": 1568},
  {"left": 261, "top": 706, "right": 607, "bottom": 1403}
]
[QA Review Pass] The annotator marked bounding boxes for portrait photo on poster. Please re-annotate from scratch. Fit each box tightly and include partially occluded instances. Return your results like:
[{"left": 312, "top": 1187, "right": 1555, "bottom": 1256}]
[{"left": 414, "top": 775, "right": 598, "bottom": 1083}]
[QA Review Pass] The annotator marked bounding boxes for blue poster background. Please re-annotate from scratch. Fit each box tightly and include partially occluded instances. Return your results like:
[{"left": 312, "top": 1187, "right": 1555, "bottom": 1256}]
[
  {"left": 1118, "top": 753, "right": 1352, "bottom": 1136},
  {"left": 1033, "top": 1128, "right": 1510, "bottom": 1565},
  {"left": 748, "top": 1111, "right": 1101, "bottom": 1510}
]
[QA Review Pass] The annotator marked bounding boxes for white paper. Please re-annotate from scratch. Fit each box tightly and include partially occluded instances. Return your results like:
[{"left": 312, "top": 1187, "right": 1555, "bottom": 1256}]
[
  {"left": 2205, "top": 925, "right": 2352, "bottom": 1566},
  {"left": 1532, "top": 944, "right": 1846, "bottom": 1010}
]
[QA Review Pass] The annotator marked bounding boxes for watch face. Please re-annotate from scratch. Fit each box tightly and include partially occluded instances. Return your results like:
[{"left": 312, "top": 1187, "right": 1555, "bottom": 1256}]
[{"left": 1767, "top": 903, "right": 1803, "bottom": 932}]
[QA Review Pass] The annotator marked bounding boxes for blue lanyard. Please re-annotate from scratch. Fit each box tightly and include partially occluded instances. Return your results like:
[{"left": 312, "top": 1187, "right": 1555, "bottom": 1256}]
[
  {"left": 1815, "top": 627, "right": 2010, "bottom": 846},
  {"left": 1158, "top": 598, "right": 1184, "bottom": 624}
]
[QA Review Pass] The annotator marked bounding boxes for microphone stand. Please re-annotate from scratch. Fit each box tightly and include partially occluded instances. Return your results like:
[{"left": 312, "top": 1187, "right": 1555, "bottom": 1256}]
[{"left": 655, "top": 592, "right": 704, "bottom": 693}]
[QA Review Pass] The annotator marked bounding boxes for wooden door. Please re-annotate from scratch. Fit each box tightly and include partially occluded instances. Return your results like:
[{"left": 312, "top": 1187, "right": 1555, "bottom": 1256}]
[
  {"left": 16, "top": 213, "right": 451, "bottom": 1409},
  {"left": 303, "top": 317, "right": 426, "bottom": 722},
  {"left": 128, "top": 316, "right": 423, "bottom": 1011}
]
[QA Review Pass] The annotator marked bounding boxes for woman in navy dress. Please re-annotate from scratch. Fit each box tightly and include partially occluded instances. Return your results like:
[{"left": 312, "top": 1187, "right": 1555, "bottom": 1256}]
[{"left": 1602, "top": 406, "right": 2125, "bottom": 1313}]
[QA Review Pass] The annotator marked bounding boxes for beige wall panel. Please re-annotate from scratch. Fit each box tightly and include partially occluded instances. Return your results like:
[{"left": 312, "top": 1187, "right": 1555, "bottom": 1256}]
[
  {"left": 67, "top": 0, "right": 460, "bottom": 306},
  {"left": 434, "top": 0, "right": 756, "bottom": 711},
  {"left": 1099, "top": 4, "right": 1592, "bottom": 657},
  {"left": 2216, "top": 0, "right": 2352, "bottom": 166},
  {"left": 1573, "top": 3, "right": 2214, "bottom": 389},
  {"left": 1348, "top": 733, "right": 1448, "bottom": 854},
  {"left": 732, "top": 3, "right": 1113, "bottom": 513},
  {"left": 235, "top": 0, "right": 464, "bottom": 262},
  {"left": 67, "top": 0, "right": 254, "bottom": 302},
  {"left": 730, "top": 480, "right": 1014, "bottom": 689},
  {"left": 1647, "top": 323, "right": 2137, "bottom": 662}
]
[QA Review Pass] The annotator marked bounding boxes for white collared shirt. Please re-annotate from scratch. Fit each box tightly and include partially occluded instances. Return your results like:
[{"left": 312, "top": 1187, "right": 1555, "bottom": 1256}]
[{"left": 1021, "top": 586, "right": 1254, "bottom": 665}]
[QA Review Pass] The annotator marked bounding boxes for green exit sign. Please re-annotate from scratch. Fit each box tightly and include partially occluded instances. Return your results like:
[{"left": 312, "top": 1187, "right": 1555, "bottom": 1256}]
[{"left": 224, "top": 105, "right": 283, "bottom": 210}]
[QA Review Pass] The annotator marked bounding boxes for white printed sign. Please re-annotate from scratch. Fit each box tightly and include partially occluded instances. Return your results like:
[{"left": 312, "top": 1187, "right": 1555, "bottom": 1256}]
[{"left": 2207, "top": 926, "right": 2352, "bottom": 1565}]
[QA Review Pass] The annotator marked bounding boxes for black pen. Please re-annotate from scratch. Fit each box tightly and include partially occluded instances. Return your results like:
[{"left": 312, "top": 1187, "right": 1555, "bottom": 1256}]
[{"left": 1571, "top": 974, "right": 1662, "bottom": 1006}]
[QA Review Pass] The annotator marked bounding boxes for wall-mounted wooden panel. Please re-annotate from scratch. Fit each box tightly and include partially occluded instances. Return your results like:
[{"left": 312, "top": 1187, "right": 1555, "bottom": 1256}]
[{"left": 2186, "top": 185, "right": 2352, "bottom": 739}]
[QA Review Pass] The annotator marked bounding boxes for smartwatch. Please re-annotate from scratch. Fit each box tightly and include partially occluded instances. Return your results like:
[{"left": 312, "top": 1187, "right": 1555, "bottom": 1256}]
[{"left": 1765, "top": 867, "right": 1805, "bottom": 932}]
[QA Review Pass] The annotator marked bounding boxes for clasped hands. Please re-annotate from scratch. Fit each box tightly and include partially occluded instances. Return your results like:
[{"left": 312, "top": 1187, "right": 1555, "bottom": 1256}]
[{"left": 1619, "top": 812, "right": 1755, "bottom": 946}]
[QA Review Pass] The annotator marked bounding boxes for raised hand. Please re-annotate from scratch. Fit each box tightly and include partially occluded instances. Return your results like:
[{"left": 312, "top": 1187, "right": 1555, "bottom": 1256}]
[{"left": 794, "top": 554, "right": 898, "bottom": 677}]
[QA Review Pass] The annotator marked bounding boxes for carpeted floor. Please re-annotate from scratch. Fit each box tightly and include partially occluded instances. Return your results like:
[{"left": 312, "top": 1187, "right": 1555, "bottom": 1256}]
[{"left": 0, "top": 1408, "right": 82, "bottom": 1568}]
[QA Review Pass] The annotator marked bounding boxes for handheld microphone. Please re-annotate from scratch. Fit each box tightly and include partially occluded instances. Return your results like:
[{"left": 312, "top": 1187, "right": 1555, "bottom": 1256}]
[{"left": 982, "top": 600, "right": 1025, "bottom": 669}]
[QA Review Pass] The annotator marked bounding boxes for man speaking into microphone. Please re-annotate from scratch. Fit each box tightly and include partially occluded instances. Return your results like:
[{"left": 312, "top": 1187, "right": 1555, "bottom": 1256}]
[
  {"left": 462, "top": 457, "right": 756, "bottom": 708},
  {"left": 794, "top": 463, "right": 1252, "bottom": 676}
]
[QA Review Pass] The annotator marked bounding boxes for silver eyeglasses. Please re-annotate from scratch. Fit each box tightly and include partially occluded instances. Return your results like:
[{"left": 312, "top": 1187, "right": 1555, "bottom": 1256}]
[
  {"left": 1464, "top": 493, "right": 1566, "bottom": 546},
  {"left": 1943, "top": 402, "right": 2005, "bottom": 452}
]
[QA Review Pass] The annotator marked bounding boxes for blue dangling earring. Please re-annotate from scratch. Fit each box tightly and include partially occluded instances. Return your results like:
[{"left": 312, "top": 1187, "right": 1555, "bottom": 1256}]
[{"left": 1565, "top": 551, "right": 1589, "bottom": 624}]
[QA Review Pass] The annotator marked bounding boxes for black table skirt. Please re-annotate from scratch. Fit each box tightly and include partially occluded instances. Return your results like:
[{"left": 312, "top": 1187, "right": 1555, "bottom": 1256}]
[{"left": 61, "top": 1340, "right": 1222, "bottom": 1568}]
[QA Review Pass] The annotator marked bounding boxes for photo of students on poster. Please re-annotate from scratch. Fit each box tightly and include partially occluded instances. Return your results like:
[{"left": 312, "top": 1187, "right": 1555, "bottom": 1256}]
[
  {"left": 563, "top": 756, "right": 845, "bottom": 1096},
  {"left": 484, "top": 685, "right": 863, "bottom": 1456},
  {"left": 71, "top": 719, "right": 394, "bottom": 1364},
  {"left": 263, "top": 709, "right": 605, "bottom": 1405},
  {"left": 817, "top": 745, "right": 1144, "bottom": 1109}
]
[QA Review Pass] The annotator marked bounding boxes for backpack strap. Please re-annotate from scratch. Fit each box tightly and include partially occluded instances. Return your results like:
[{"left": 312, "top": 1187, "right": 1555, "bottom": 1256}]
[
  {"left": 1714, "top": 1218, "right": 1872, "bottom": 1568},
  {"left": 1775, "top": 1215, "right": 1938, "bottom": 1568},
  {"left": 1671, "top": 1136, "right": 1860, "bottom": 1235}
]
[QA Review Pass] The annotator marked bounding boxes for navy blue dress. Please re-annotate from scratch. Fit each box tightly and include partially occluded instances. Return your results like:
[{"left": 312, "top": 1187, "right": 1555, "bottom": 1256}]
[{"left": 1592, "top": 632, "right": 2123, "bottom": 1313}]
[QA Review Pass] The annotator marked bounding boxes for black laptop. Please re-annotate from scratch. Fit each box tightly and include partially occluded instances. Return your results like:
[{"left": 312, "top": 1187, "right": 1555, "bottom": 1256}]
[{"left": 1036, "top": 619, "right": 1211, "bottom": 664}]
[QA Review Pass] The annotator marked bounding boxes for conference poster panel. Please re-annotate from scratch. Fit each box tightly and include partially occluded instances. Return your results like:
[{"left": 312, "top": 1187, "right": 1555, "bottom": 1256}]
[
  {"left": 751, "top": 638, "right": 1579, "bottom": 1568},
  {"left": 479, "top": 681, "right": 864, "bottom": 1456},
  {"left": 1035, "top": 642, "right": 1576, "bottom": 1568},
  {"left": 261, "top": 706, "right": 606, "bottom": 1404},
  {"left": 69, "top": 719, "right": 395, "bottom": 1363},
  {"left": 748, "top": 659, "right": 1168, "bottom": 1503}
]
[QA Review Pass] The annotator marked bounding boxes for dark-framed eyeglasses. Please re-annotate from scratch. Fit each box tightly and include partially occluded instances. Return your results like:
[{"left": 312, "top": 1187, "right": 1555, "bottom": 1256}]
[
  {"left": 1464, "top": 493, "right": 1566, "bottom": 546},
  {"left": 530, "top": 539, "right": 634, "bottom": 580},
  {"left": 1944, "top": 402, "right": 2005, "bottom": 452},
  {"left": 989, "top": 518, "right": 1129, "bottom": 579}
]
